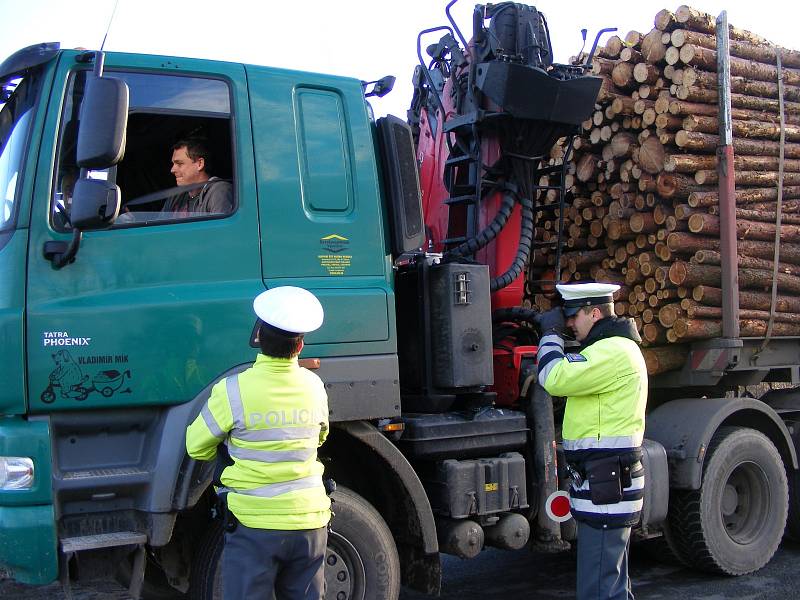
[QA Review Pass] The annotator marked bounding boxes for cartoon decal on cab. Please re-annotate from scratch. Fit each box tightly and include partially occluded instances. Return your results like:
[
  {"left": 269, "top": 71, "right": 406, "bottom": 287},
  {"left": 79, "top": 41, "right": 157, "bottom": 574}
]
[{"left": 40, "top": 334, "right": 133, "bottom": 404}]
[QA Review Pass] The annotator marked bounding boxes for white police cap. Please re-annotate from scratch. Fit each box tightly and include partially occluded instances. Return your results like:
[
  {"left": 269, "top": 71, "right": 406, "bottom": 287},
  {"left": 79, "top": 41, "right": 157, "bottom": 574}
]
[
  {"left": 556, "top": 282, "right": 620, "bottom": 317},
  {"left": 253, "top": 287, "right": 324, "bottom": 334}
]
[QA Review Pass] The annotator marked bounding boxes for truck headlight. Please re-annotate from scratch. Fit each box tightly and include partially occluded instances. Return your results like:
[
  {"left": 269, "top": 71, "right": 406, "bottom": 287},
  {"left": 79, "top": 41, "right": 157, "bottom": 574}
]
[{"left": 0, "top": 457, "right": 34, "bottom": 490}]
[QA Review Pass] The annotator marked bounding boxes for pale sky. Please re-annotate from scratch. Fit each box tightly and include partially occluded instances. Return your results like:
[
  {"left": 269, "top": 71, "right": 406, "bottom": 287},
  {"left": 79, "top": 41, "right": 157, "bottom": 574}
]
[{"left": 0, "top": 0, "right": 797, "bottom": 118}]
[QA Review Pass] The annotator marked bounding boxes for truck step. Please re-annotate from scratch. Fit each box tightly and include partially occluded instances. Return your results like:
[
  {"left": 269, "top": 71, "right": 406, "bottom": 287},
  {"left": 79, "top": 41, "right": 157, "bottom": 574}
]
[
  {"left": 61, "top": 531, "right": 147, "bottom": 553},
  {"left": 61, "top": 466, "right": 149, "bottom": 480}
]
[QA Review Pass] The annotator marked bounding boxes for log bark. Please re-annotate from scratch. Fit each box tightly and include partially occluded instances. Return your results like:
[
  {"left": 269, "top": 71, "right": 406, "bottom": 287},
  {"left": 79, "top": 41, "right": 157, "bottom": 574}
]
[
  {"left": 604, "top": 35, "right": 624, "bottom": 59},
  {"left": 575, "top": 154, "right": 599, "bottom": 183},
  {"left": 634, "top": 62, "right": 661, "bottom": 84},
  {"left": 642, "top": 28, "right": 668, "bottom": 61},
  {"left": 692, "top": 285, "right": 800, "bottom": 313},
  {"left": 610, "top": 132, "right": 637, "bottom": 158},
  {"left": 694, "top": 170, "right": 800, "bottom": 186},
  {"left": 686, "top": 304, "right": 800, "bottom": 324},
  {"left": 654, "top": 10, "right": 678, "bottom": 32},
  {"left": 674, "top": 6, "right": 772, "bottom": 46},
  {"left": 665, "top": 153, "right": 800, "bottom": 174},
  {"left": 669, "top": 261, "right": 800, "bottom": 294},
  {"left": 629, "top": 212, "right": 658, "bottom": 234},
  {"left": 612, "top": 62, "right": 637, "bottom": 91},
  {"left": 667, "top": 232, "right": 800, "bottom": 264},
  {"left": 691, "top": 249, "right": 800, "bottom": 276},
  {"left": 679, "top": 46, "right": 800, "bottom": 87},
  {"left": 681, "top": 67, "right": 800, "bottom": 104},
  {"left": 670, "top": 28, "right": 800, "bottom": 70},
  {"left": 688, "top": 213, "right": 800, "bottom": 243},
  {"left": 675, "top": 131, "right": 800, "bottom": 159},
  {"left": 656, "top": 172, "right": 706, "bottom": 200},
  {"left": 642, "top": 345, "right": 687, "bottom": 375},
  {"left": 673, "top": 318, "right": 800, "bottom": 340},
  {"left": 668, "top": 99, "right": 800, "bottom": 125},
  {"left": 675, "top": 87, "right": 800, "bottom": 115},
  {"left": 688, "top": 188, "right": 800, "bottom": 207},
  {"left": 683, "top": 115, "right": 800, "bottom": 143},
  {"left": 621, "top": 47, "right": 643, "bottom": 64}
]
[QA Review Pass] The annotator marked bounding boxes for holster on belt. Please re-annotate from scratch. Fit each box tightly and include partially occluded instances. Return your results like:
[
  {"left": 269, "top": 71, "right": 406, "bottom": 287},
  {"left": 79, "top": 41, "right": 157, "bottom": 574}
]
[{"left": 216, "top": 492, "right": 238, "bottom": 533}]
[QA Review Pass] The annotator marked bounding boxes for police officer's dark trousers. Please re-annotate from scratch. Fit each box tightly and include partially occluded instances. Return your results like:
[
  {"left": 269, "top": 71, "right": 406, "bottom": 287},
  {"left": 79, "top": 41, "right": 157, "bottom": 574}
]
[
  {"left": 576, "top": 521, "right": 633, "bottom": 600},
  {"left": 223, "top": 523, "right": 327, "bottom": 600}
]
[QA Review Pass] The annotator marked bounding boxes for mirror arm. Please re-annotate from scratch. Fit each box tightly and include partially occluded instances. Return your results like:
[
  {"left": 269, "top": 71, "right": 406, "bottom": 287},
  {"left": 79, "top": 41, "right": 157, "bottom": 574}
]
[{"left": 43, "top": 229, "right": 83, "bottom": 269}]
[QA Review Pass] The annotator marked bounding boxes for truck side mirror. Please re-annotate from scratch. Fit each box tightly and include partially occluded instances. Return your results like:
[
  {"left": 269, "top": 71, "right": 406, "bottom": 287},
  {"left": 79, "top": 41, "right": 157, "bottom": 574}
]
[
  {"left": 76, "top": 74, "right": 129, "bottom": 168},
  {"left": 70, "top": 177, "right": 121, "bottom": 230}
]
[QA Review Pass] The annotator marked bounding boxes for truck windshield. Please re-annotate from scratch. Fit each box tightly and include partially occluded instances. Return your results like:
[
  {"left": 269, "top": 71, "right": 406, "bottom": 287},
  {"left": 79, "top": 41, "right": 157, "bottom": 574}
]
[{"left": 0, "top": 74, "right": 39, "bottom": 231}]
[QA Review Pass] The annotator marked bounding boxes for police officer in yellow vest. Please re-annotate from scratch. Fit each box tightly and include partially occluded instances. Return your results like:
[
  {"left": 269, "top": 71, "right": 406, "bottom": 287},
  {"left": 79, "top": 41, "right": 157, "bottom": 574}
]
[
  {"left": 186, "top": 286, "right": 331, "bottom": 600},
  {"left": 537, "top": 282, "right": 647, "bottom": 600}
]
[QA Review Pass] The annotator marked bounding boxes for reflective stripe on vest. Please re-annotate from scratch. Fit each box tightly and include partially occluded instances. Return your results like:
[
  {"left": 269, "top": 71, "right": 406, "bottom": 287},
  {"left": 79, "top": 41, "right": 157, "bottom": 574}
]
[
  {"left": 201, "top": 404, "right": 225, "bottom": 440},
  {"left": 227, "top": 445, "right": 316, "bottom": 463},
  {"left": 571, "top": 497, "right": 643, "bottom": 515},
  {"left": 573, "top": 473, "right": 645, "bottom": 493},
  {"left": 562, "top": 433, "right": 644, "bottom": 451},
  {"left": 235, "top": 426, "right": 321, "bottom": 443},
  {"left": 227, "top": 376, "right": 246, "bottom": 432},
  {"left": 223, "top": 474, "right": 324, "bottom": 498}
]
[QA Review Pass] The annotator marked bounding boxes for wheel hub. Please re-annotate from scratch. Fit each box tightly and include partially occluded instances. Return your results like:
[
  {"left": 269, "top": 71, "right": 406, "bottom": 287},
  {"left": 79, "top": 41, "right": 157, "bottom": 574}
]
[
  {"left": 325, "top": 530, "right": 366, "bottom": 600},
  {"left": 722, "top": 461, "right": 768, "bottom": 544}
]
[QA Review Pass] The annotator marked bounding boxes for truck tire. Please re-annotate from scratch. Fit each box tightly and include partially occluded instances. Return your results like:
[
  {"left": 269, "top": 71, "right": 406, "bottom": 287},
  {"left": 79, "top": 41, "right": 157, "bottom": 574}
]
[
  {"left": 187, "top": 486, "right": 401, "bottom": 600},
  {"left": 326, "top": 486, "right": 401, "bottom": 600},
  {"left": 667, "top": 426, "right": 788, "bottom": 575}
]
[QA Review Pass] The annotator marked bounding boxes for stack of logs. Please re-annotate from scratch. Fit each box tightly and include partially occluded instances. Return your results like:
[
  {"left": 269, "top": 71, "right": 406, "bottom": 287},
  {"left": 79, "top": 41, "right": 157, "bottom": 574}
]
[{"left": 523, "top": 5, "right": 800, "bottom": 375}]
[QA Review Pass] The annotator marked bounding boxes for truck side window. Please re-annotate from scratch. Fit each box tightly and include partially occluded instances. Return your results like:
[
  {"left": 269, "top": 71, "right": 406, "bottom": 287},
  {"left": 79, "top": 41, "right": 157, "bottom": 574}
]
[
  {"left": 0, "top": 75, "right": 40, "bottom": 232},
  {"left": 51, "top": 70, "right": 235, "bottom": 230}
]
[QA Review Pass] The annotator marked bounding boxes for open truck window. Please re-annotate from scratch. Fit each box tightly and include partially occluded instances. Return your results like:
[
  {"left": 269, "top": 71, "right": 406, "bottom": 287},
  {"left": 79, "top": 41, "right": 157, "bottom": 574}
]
[{"left": 51, "top": 70, "right": 235, "bottom": 230}]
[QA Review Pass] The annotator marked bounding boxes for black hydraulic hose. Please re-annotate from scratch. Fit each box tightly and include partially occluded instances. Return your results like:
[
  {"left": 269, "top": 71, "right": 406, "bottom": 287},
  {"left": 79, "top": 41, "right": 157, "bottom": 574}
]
[
  {"left": 445, "top": 192, "right": 516, "bottom": 258},
  {"left": 492, "top": 306, "right": 540, "bottom": 324},
  {"left": 490, "top": 193, "right": 534, "bottom": 292}
]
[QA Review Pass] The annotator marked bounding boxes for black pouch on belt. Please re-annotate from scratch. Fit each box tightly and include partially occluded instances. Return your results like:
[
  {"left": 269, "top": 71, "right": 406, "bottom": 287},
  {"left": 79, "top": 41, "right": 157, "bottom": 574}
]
[{"left": 585, "top": 455, "right": 623, "bottom": 505}]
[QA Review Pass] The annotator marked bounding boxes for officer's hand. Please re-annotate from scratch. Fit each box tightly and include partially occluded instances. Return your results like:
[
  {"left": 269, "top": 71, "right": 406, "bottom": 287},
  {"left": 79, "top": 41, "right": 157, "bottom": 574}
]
[{"left": 537, "top": 307, "right": 565, "bottom": 336}]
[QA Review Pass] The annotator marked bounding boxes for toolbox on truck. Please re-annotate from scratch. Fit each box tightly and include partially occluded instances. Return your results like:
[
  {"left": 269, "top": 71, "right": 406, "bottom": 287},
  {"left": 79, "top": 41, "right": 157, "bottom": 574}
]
[
  {"left": 424, "top": 452, "right": 529, "bottom": 518},
  {"left": 399, "top": 408, "right": 528, "bottom": 460}
]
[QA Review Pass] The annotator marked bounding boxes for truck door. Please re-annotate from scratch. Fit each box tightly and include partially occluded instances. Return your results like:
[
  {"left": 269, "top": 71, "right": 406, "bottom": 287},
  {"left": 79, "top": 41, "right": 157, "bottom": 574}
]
[
  {"left": 246, "top": 66, "right": 396, "bottom": 358},
  {"left": 25, "top": 53, "right": 261, "bottom": 412}
]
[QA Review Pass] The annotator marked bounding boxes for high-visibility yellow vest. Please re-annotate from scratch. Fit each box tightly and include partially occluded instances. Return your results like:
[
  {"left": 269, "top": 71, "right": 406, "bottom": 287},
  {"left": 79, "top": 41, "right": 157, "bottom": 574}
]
[
  {"left": 186, "top": 354, "right": 331, "bottom": 530},
  {"left": 537, "top": 320, "right": 648, "bottom": 527},
  {"left": 538, "top": 333, "right": 646, "bottom": 451}
]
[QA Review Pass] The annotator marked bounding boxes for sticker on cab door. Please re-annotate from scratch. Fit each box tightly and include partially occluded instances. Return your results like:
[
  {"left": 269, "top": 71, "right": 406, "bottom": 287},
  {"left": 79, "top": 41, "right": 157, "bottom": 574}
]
[
  {"left": 318, "top": 234, "right": 352, "bottom": 276},
  {"left": 39, "top": 344, "right": 132, "bottom": 404}
]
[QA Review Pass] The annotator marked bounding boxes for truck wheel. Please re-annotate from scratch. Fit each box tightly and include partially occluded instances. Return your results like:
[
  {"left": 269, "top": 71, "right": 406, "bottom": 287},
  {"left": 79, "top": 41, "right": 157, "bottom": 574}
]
[
  {"left": 327, "top": 486, "right": 401, "bottom": 600},
  {"left": 187, "top": 486, "right": 401, "bottom": 600},
  {"left": 668, "top": 426, "right": 788, "bottom": 575},
  {"left": 188, "top": 520, "right": 223, "bottom": 600}
]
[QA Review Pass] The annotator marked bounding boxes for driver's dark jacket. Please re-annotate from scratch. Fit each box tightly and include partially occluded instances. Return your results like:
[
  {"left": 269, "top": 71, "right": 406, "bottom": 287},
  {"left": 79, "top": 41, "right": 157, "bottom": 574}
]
[{"left": 161, "top": 177, "right": 233, "bottom": 215}]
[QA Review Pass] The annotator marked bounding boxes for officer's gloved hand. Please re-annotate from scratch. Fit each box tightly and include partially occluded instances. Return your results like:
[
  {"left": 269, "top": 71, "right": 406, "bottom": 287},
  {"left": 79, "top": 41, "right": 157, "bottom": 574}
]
[{"left": 537, "top": 307, "right": 565, "bottom": 337}]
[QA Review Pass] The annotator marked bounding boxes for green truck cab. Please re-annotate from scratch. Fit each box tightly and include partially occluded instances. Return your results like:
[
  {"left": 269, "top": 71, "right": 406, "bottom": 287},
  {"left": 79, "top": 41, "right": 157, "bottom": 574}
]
[{"left": 1, "top": 43, "right": 428, "bottom": 598}]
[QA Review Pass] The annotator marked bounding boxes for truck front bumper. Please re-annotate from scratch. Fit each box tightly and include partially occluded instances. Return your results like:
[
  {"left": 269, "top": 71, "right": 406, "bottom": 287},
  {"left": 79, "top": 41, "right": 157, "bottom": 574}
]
[{"left": 0, "top": 418, "right": 57, "bottom": 584}]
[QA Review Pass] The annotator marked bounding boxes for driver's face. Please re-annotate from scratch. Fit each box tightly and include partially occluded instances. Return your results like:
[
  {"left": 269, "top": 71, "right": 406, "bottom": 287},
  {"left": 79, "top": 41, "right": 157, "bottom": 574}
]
[{"left": 170, "top": 146, "right": 205, "bottom": 186}]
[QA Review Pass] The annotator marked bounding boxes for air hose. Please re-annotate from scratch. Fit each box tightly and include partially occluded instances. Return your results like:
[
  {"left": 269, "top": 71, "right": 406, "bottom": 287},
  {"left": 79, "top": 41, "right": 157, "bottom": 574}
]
[
  {"left": 444, "top": 191, "right": 516, "bottom": 258},
  {"left": 490, "top": 193, "right": 534, "bottom": 292}
]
